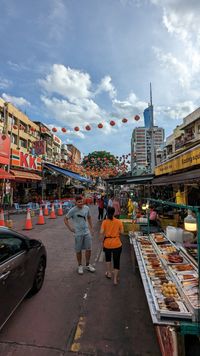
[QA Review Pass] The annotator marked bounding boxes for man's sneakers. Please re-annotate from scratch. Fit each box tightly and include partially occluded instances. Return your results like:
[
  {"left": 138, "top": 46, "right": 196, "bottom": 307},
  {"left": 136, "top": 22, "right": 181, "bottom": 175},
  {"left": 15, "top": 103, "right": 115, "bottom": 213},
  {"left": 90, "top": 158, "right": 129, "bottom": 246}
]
[
  {"left": 78, "top": 265, "right": 84, "bottom": 275},
  {"left": 85, "top": 264, "right": 96, "bottom": 273},
  {"left": 77, "top": 264, "right": 96, "bottom": 274}
]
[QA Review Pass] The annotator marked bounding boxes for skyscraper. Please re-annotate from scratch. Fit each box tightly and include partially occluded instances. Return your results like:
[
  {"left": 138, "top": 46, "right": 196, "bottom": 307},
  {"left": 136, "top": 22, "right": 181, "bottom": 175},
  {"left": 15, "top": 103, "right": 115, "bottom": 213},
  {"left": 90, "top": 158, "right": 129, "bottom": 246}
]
[{"left": 131, "top": 126, "right": 164, "bottom": 175}]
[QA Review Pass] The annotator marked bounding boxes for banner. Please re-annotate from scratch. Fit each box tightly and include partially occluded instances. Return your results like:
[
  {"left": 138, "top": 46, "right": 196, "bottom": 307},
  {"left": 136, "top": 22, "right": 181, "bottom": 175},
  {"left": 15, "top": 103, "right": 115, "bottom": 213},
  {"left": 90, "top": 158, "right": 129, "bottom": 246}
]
[
  {"left": 0, "top": 134, "right": 11, "bottom": 165},
  {"left": 34, "top": 140, "right": 46, "bottom": 155},
  {"left": 155, "top": 144, "right": 200, "bottom": 176},
  {"left": 10, "top": 149, "right": 42, "bottom": 171}
]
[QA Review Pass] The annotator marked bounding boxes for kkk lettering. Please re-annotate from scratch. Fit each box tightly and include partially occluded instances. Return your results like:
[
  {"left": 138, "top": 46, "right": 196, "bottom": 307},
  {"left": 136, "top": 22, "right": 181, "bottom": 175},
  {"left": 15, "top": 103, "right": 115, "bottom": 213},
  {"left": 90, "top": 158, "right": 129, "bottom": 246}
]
[{"left": 20, "top": 152, "right": 37, "bottom": 169}]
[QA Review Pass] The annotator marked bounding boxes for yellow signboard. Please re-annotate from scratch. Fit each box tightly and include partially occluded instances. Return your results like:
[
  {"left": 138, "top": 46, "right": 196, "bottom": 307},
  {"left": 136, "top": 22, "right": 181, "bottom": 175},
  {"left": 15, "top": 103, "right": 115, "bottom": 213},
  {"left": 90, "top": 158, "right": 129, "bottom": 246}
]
[{"left": 155, "top": 145, "right": 200, "bottom": 176}]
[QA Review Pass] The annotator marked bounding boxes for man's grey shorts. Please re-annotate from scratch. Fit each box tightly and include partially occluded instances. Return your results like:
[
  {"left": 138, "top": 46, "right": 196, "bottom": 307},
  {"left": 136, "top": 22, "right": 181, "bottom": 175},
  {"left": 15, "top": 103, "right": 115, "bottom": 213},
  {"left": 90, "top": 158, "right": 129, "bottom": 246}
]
[{"left": 75, "top": 233, "right": 92, "bottom": 252}]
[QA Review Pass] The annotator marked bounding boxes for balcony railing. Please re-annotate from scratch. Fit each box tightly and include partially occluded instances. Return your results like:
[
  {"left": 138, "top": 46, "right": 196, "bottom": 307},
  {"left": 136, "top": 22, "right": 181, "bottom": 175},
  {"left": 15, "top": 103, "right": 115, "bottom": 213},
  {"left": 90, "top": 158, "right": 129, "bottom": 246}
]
[{"left": 175, "top": 133, "right": 195, "bottom": 150}]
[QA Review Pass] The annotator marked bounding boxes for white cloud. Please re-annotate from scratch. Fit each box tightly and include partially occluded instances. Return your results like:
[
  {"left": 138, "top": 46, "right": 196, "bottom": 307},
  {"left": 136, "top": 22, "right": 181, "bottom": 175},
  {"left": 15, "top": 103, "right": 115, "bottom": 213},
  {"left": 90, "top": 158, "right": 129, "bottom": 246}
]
[
  {"left": 112, "top": 92, "right": 147, "bottom": 117},
  {"left": 2, "top": 93, "right": 31, "bottom": 107},
  {"left": 153, "top": 47, "right": 191, "bottom": 88},
  {"left": 39, "top": 64, "right": 92, "bottom": 100},
  {"left": 38, "top": 0, "right": 69, "bottom": 42},
  {"left": 96, "top": 75, "right": 117, "bottom": 98},
  {"left": 0, "top": 78, "right": 12, "bottom": 89},
  {"left": 156, "top": 101, "right": 196, "bottom": 121}
]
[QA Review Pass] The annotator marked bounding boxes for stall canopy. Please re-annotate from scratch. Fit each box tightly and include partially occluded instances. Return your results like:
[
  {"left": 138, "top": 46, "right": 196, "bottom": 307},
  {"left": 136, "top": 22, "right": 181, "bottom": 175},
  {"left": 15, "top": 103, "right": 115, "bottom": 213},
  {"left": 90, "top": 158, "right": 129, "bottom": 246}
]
[
  {"left": 0, "top": 168, "right": 15, "bottom": 180},
  {"left": 44, "top": 163, "right": 92, "bottom": 183},
  {"left": 152, "top": 168, "right": 200, "bottom": 185},
  {"left": 10, "top": 170, "right": 42, "bottom": 180},
  {"left": 104, "top": 174, "right": 154, "bottom": 186}
]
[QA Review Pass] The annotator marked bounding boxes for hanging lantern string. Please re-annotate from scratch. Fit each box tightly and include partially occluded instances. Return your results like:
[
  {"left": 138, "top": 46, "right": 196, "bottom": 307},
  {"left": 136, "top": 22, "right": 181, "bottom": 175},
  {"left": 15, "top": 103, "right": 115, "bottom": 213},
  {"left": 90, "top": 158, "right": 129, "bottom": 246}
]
[{"left": 51, "top": 115, "right": 141, "bottom": 133}]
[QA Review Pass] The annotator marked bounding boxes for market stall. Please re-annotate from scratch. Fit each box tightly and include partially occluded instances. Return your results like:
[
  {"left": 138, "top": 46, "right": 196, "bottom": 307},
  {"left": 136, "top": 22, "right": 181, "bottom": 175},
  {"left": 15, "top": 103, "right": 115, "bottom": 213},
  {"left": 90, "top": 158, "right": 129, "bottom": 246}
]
[{"left": 129, "top": 199, "right": 200, "bottom": 356}]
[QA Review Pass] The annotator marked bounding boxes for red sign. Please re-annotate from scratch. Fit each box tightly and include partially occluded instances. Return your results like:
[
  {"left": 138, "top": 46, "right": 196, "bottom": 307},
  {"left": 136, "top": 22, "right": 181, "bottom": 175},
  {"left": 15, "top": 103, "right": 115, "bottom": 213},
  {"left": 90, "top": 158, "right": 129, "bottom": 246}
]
[
  {"left": 20, "top": 152, "right": 37, "bottom": 169},
  {"left": 0, "top": 134, "right": 11, "bottom": 165},
  {"left": 34, "top": 140, "right": 46, "bottom": 155}
]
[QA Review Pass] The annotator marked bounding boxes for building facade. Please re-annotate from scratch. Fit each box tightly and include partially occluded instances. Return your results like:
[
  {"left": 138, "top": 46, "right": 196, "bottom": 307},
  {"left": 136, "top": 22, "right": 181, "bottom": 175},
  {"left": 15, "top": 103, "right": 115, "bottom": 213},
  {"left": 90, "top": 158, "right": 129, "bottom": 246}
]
[{"left": 131, "top": 126, "right": 164, "bottom": 175}]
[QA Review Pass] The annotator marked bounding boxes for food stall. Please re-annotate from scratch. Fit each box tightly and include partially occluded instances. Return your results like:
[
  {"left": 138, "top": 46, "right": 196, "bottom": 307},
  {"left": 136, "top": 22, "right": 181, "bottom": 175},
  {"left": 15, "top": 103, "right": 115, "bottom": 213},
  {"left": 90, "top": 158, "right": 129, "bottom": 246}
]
[{"left": 129, "top": 199, "right": 200, "bottom": 356}]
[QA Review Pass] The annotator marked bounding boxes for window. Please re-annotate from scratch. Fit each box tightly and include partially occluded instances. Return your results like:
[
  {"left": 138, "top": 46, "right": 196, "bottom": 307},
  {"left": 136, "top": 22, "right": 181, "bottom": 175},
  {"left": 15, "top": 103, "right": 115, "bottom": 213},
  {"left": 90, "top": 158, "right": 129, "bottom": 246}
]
[
  {"left": 19, "top": 138, "right": 27, "bottom": 148},
  {"left": 0, "top": 235, "right": 26, "bottom": 263},
  {"left": 11, "top": 134, "right": 17, "bottom": 145}
]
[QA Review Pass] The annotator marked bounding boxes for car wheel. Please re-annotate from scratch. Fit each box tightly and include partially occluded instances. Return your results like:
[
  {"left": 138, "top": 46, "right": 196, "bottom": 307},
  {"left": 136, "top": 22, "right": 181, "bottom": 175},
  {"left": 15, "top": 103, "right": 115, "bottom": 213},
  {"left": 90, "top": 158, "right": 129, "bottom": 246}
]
[{"left": 28, "top": 257, "right": 46, "bottom": 296}]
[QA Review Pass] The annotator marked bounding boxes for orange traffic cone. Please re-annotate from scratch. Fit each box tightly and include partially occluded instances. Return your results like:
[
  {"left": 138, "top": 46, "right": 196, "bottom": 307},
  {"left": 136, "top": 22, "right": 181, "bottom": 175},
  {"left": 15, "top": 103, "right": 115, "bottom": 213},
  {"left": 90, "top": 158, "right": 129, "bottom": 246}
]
[
  {"left": 37, "top": 207, "right": 45, "bottom": 225},
  {"left": 57, "top": 202, "right": 63, "bottom": 216},
  {"left": 0, "top": 209, "right": 5, "bottom": 226},
  {"left": 44, "top": 203, "right": 49, "bottom": 216},
  {"left": 49, "top": 203, "right": 56, "bottom": 219},
  {"left": 24, "top": 208, "right": 33, "bottom": 230}
]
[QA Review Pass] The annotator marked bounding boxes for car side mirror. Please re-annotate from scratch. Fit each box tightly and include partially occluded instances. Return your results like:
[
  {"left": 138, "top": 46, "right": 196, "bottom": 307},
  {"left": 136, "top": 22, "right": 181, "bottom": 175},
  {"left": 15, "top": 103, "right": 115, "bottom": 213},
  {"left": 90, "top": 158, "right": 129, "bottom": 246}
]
[{"left": 28, "top": 239, "right": 41, "bottom": 249}]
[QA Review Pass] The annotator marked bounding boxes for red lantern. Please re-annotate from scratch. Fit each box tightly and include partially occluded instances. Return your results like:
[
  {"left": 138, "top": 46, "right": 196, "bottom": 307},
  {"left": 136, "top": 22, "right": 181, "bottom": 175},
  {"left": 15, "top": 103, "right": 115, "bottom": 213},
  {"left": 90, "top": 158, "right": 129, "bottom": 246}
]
[
  {"left": 74, "top": 126, "right": 79, "bottom": 132},
  {"left": 62, "top": 127, "right": 67, "bottom": 133},
  {"left": 41, "top": 127, "right": 46, "bottom": 133},
  {"left": 134, "top": 115, "right": 140, "bottom": 121},
  {"left": 12, "top": 125, "right": 18, "bottom": 130},
  {"left": 19, "top": 125, "right": 25, "bottom": 130},
  {"left": 110, "top": 120, "right": 115, "bottom": 126},
  {"left": 1, "top": 134, "right": 6, "bottom": 140},
  {"left": 122, "top": 118, "right": 128, "bottom": 123},
  {"left": 52, "top": 127, "right": 57, "bottom": 132},
  {"left": 85, "top": 125, "right": 91, "bottom": 131},
  {"left": 98, "top": 123, "right": 103, "bottom": 129}
]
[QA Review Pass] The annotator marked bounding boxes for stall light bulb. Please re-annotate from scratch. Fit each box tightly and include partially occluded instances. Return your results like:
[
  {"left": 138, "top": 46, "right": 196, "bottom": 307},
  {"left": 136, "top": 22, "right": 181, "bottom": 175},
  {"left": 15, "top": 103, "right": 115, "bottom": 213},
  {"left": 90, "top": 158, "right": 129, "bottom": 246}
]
[{"left": 184, "top": 210, "right": 197, "bottom": 232}]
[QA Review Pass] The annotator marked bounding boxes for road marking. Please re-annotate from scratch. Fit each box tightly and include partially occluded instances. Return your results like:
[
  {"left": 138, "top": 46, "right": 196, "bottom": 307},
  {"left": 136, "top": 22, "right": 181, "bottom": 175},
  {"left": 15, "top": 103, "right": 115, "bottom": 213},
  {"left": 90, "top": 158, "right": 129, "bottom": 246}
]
[{"left": 70, "top": 316, "right": 86, "bottom": 352}]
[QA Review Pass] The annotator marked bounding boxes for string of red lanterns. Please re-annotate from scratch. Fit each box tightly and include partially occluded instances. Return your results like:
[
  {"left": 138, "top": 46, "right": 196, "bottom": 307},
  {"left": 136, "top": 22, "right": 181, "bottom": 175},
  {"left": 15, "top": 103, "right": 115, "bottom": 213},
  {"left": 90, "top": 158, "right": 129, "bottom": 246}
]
[{"left": 50, "top": 115, "right": 140, "bottom": 133}]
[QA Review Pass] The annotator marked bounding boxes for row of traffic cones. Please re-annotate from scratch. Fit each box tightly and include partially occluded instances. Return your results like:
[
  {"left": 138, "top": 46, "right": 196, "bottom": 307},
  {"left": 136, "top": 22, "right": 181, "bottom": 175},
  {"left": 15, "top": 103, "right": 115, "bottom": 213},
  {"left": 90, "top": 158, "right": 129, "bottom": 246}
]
[
  {"left": 0, "top": 203, "right": 64, "bottom": 230},
  {"left": 24, "top": 203, "right": 64, "bottom": 230}
]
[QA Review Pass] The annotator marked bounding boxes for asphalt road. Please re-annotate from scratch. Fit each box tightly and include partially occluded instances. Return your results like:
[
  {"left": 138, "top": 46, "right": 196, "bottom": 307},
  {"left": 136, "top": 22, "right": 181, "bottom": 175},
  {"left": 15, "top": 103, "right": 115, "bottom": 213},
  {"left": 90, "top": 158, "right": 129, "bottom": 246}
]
[{"left": 0, "top": 206, "right": 160, "bottom": 356}]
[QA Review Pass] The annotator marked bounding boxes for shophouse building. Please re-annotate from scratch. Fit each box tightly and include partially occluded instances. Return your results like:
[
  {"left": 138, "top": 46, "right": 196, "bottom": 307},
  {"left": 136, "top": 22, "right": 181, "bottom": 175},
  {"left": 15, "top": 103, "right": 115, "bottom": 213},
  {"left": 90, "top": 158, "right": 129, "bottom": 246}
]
[
  {"left": 153, "top": 107, "right": 200, "bottom": 205},
  {"left": 67, "top": 144, "right": 81, "bottom": 164},
  {"left": 0, "top": 99, "right": 42, "bottom": 203}
]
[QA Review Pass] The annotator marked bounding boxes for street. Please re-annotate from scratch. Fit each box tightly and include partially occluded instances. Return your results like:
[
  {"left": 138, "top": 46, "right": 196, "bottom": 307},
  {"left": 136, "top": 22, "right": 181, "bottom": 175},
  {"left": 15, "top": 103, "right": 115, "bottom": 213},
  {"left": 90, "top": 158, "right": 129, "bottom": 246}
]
[{"left": 0, "top": 206, "right": 160, "bottom": 356}]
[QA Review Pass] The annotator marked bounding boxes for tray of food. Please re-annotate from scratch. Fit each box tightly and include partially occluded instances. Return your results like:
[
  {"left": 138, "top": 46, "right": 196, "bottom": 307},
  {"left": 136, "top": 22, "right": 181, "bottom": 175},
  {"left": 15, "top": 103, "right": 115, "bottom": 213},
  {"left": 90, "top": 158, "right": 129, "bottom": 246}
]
[{"left": 136, "top": 238, "right": 192, "bottom": 320}]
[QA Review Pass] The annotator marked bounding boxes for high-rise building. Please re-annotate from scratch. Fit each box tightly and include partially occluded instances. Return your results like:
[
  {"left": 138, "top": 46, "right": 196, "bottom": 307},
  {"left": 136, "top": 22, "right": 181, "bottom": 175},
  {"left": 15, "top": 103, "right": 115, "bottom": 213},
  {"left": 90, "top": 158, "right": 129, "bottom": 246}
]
[{"left": 131, "top": 126, "right": 164, "bottom": 175}]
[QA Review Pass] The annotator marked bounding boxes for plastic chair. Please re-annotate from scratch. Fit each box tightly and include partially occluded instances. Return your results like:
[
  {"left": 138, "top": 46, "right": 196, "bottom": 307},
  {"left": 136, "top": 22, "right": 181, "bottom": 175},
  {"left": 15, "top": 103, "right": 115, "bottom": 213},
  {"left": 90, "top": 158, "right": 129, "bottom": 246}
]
[{"left": 13, "top": 203, "right": 26, "bottom": 214}]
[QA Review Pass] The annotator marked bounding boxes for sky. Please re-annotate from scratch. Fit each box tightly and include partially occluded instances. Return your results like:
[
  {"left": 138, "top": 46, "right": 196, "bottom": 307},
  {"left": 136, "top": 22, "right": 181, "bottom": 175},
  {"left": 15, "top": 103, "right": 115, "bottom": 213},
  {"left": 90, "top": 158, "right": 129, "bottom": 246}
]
[{"left": 0, "top": 0, "right": 200, "bottom": 157}]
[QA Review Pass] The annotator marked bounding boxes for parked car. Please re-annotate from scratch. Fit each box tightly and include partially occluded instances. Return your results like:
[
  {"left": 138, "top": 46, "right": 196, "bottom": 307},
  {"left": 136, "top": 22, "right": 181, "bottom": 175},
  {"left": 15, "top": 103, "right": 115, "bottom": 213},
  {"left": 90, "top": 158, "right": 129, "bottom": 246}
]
[{"left": 0, "top": 227, "right": 47, "bottom": 330}]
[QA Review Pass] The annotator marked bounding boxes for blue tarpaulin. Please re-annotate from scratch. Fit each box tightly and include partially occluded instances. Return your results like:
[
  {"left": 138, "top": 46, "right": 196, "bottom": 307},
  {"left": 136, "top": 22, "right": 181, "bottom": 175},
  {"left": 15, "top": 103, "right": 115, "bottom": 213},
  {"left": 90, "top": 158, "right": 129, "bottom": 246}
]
[{"left": 44, "top": 163, "right": 91, "bottom": 183}]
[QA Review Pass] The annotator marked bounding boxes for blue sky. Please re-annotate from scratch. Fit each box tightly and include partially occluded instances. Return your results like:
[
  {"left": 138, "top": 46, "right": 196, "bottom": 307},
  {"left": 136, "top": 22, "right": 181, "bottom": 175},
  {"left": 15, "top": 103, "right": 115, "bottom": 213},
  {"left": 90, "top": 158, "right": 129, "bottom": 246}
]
[{"left": 1, "top": 0, "right": 200, "bottom": 156}]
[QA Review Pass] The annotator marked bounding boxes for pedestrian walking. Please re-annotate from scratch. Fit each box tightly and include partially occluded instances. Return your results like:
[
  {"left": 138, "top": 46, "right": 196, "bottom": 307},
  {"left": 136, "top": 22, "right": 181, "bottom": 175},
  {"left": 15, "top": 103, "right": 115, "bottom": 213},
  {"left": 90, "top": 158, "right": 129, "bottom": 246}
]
[
  {"left": 64, "top": 195, "right": 96, "bottom": 275},
  {"left": 100, "top": 206, "right": 123, "bottom": 285},
  {"left": 98, "top": 196, "right": 104, "bottom": 220},
  {"left": 108, "top": 195, "right": 114, "bottom": 207},
  {"left": 112, "top": 196, "right": 121, "bottom": 219},
  {"left": 93, "top": 193, "right": 97, "bottom": 205}
]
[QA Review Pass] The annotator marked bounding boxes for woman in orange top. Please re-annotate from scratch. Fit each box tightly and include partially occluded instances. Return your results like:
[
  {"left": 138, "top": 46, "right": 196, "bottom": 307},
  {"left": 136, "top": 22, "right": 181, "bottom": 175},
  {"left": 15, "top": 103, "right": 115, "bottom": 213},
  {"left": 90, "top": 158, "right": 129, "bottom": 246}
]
[{"left": 100, "top": 206, "right": 123, "bottom": 285}]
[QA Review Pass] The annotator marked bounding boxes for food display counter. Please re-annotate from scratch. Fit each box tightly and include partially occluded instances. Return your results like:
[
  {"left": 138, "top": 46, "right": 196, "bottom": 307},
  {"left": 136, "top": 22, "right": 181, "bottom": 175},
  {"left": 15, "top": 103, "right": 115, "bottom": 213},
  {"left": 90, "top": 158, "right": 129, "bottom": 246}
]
[{"left": 129, "top": 231, "right": 199, "bottom": 324}]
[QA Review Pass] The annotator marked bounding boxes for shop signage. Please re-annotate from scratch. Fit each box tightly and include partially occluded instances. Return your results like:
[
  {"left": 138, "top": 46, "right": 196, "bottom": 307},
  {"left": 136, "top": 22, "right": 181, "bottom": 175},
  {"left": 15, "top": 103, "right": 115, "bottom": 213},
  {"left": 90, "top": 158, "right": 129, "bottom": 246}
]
[
  {"left": 53, "top": 135, "right": 61, "bottom": 145},
  {"left": 10, "top": 149, "right": 42, "bottom": 171},
  {"left": 34, "top": 140, "right": 46, "bottom": 155},
  {"left": 0, "top": 134, "right": 11, "bottom": 165},
  {"left": 155, "top": 144, "right": 200, "bottom": 176}
]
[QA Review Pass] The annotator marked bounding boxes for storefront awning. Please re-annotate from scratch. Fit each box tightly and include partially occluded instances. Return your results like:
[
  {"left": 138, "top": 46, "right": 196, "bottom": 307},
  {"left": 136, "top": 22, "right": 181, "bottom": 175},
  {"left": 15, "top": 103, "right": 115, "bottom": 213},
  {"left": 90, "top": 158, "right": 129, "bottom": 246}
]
[
  {"left": 44, "top": 163, "right": 91, "bottom": 183},
  {"left": 105, "top": 174, "right": 154, "bottom": 185},
  {"left": 0, "top": 168, "right": 15, "bottom": 180},
  {"left": 152, "top": 168, "right": 200, "bottom": 185},
  {"left": 10, "top": 170, "right": 42, "bottom": 181}
]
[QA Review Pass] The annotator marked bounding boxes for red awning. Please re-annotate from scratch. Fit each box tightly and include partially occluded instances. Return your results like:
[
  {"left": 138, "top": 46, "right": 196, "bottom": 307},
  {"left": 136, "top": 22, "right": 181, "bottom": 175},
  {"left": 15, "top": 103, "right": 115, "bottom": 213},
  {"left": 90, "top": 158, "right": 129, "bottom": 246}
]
[
  {"left": 10, "top": 170, "right": 42, "bottom": 181},
  {"left": 0, "top": 168, "right": 15, "bottom": 180}
]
